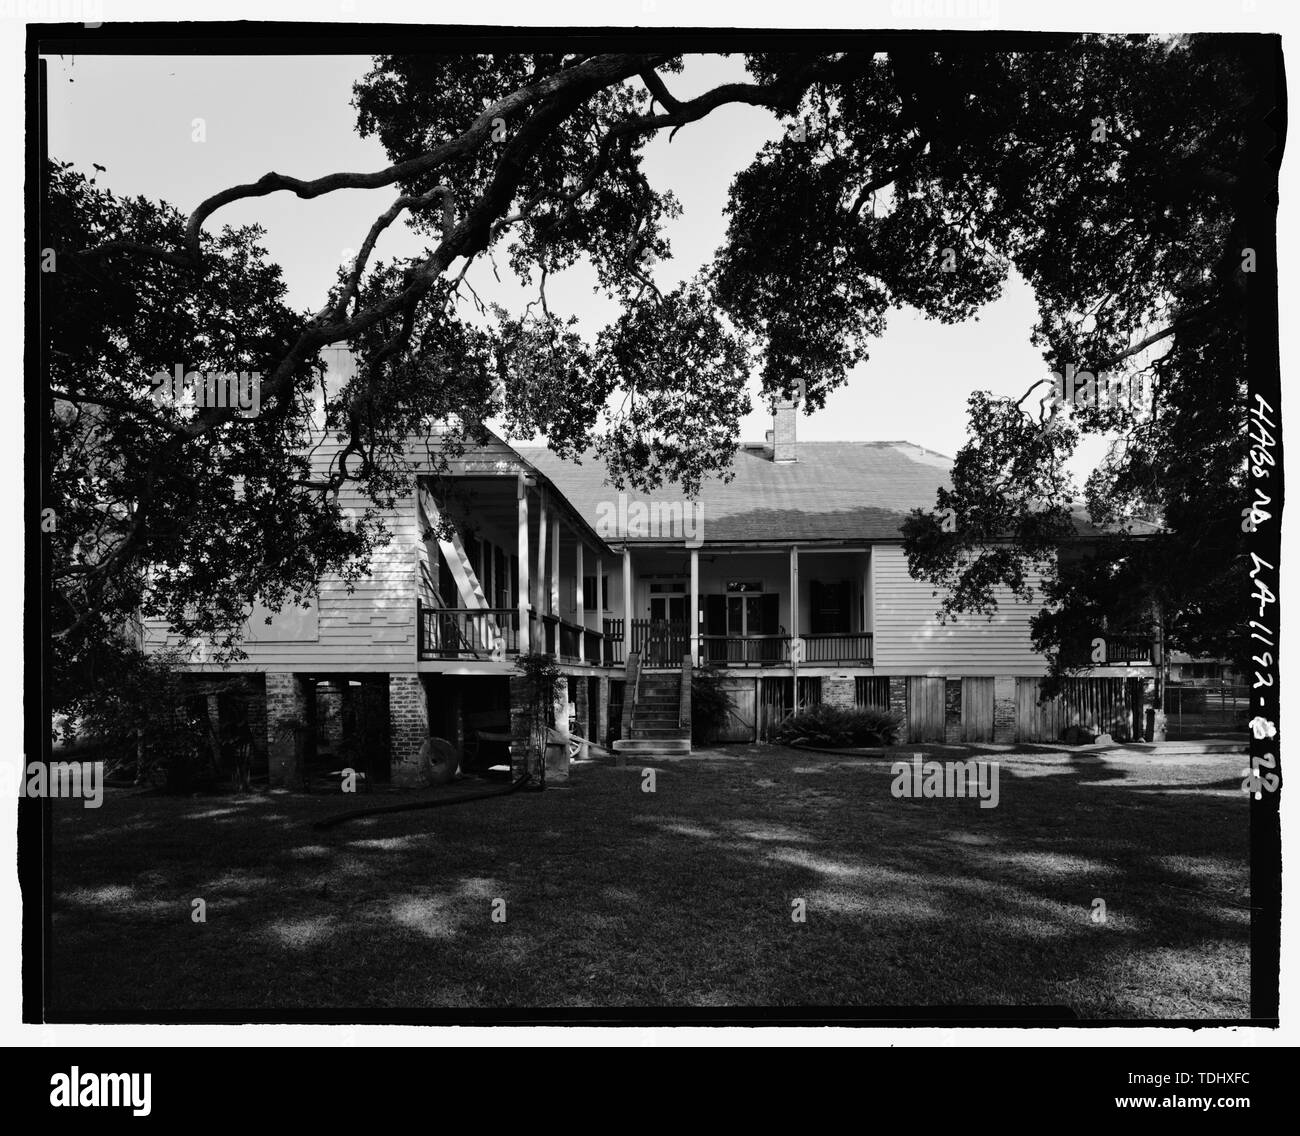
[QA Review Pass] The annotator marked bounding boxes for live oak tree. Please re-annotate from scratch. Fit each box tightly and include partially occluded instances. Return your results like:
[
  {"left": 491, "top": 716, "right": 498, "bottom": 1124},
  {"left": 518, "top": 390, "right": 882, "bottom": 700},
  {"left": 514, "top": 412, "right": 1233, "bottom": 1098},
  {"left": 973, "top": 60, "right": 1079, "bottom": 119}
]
[{"left": 47, "top": 37, "right": 1275, "bottom": 702}]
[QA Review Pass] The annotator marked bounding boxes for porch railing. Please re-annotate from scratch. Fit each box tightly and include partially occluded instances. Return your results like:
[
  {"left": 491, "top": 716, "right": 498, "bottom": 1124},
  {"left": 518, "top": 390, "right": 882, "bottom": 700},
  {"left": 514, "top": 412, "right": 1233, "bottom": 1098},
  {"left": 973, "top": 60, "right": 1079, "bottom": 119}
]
[
  {"left": 418, "top": 602, "right": 520, "bottom": 660},
  {"left": 635, "top": 619, "right": 689, "bottom": 667},
  {"left": 603, "top": 619, "right": 624, "bottom": 666},
  {"left": 801, "top": 632, "right": 874, "bottom": 663},
  {"left": 417, "top": 602, "right": 874, "bottom": 667},
  {"left": 700, "top": 632, "right": 874, "bottom": 667},
  {"left": 540, "top": 614, "right": 601, "bottom": 662},
  {"left": 1062, "top": 632, "right": 1154, "bottom": 667}
]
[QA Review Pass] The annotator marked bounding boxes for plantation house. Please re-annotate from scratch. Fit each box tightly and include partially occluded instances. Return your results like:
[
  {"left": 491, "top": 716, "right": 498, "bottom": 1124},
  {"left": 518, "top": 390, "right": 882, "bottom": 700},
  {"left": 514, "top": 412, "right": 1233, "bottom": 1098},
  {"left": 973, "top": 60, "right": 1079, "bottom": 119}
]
[{"left": 144, "top": 349, "right": 1162, "bottom": 787}]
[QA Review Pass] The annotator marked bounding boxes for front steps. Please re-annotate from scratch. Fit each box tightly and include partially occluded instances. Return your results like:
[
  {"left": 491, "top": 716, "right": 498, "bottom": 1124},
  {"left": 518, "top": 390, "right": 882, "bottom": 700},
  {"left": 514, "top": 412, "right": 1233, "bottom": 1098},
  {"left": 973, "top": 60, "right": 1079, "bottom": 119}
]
[{"left": 612, "top": 668, "right": 692, "bottom": 757}]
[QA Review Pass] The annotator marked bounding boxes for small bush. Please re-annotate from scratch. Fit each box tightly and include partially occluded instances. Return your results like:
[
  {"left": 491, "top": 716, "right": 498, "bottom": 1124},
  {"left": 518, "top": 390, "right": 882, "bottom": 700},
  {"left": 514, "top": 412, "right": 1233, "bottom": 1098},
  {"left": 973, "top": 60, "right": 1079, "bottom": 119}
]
[{"left": 774, "top": 704, "right": 902, "bottom": 748}]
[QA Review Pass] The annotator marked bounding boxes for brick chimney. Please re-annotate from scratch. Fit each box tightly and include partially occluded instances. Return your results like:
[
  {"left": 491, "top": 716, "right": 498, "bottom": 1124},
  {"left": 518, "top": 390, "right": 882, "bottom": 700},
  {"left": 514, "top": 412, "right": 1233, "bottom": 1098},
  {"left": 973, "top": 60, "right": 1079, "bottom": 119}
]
[{"left": 771, "top": 397, "right": 799, "bottom": 462}]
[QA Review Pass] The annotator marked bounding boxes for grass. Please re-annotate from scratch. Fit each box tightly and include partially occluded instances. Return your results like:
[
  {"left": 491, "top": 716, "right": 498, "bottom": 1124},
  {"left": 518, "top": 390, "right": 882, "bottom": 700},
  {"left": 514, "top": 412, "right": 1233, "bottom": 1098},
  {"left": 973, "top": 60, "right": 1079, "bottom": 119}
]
[{"left": 48, "top": 744, "right": 1250, "bottom": 1018}]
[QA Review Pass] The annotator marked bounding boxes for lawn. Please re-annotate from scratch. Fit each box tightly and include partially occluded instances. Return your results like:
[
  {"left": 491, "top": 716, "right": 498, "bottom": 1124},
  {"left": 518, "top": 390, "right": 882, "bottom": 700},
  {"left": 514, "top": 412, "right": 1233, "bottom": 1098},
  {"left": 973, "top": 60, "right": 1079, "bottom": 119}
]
[{"left": 47, "top": 744, "right": 1250, "bottom": 1018}]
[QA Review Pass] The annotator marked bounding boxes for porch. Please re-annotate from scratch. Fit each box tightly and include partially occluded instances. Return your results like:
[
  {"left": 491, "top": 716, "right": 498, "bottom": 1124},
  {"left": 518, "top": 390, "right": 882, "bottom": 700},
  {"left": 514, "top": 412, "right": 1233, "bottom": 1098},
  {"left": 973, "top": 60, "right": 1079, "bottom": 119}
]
[
  {"left": 417, "top": 601, "right": 608, "bottom": 665},
  {"left": 416, "top": 606, "right": 873, "bottom": 668}
]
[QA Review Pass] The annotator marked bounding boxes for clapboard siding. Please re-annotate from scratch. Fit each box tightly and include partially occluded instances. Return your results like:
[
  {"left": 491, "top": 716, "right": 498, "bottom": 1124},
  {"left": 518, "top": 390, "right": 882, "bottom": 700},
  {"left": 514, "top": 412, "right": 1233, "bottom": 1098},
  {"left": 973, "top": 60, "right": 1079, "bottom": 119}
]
[
  {"left": 142, "top": 427, "right": 534, "bottom": 671},
  {"left": 871, "top": 544, "right": 1050, "bottom": 675}
]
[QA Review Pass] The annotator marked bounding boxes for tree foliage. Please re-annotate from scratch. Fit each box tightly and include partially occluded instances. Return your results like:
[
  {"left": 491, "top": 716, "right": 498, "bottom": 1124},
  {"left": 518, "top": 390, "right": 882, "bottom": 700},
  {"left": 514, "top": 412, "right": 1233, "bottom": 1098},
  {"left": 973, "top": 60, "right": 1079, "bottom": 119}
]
[{"left": 47, "top": 38, "right": 1277, "bottom": 692}]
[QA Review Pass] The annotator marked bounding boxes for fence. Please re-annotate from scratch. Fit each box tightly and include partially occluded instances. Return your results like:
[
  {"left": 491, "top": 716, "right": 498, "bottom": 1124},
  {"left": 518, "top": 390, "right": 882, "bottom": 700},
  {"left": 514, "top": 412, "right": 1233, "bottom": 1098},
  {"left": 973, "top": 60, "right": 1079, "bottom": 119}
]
[{"left": 1164, "top": 684, "right": 1250, "bottom": 738}]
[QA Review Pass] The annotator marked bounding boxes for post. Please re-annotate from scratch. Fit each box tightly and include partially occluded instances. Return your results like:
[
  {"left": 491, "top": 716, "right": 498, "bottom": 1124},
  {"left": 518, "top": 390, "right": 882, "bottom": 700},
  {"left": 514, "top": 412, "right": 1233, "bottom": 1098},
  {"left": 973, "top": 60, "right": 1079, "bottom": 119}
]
[
  {"left": 622, "top": 545, "right": 633, "bottom": 658},
  {"left": 689, "top": 547, "right": 700, "bottom": 668},
  {"left": 789, "top": 545, "right": 800, "bottom": 640},
  {"left": 576, "top": 542, "right": 585, "bottom": 663},
  {"left": 537, "top": 490, "right": 549, "bottom": 617},
  {"left": 550, "top": 517, "right": 560, "bottom": 620},
  {"left": 595, "top": 554, "right": 604, "bottom": 664},
  {"left": 517, "top": 474, "right": 531, "bottom": 654}
]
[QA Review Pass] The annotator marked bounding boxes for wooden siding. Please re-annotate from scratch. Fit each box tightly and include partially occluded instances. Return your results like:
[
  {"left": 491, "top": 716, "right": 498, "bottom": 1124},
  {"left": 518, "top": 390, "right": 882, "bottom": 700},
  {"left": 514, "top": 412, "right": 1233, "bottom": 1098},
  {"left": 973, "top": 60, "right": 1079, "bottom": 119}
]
[
  {"left": 871, "top": 544, "right": 1049, "bottom": 675},
  {"left": 142, "top": 425, "right": 528, "bottom": 672}
]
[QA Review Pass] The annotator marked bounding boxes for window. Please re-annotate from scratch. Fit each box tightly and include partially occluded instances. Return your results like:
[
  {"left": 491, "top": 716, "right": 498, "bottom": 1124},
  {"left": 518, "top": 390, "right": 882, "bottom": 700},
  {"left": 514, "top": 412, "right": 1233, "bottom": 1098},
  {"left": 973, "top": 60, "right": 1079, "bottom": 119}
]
[
  {"left": 726, "top": 580, "right": 763, "bottom": 593},
  {"left": 810, "top": 579, "right": 852, "bottom": 634},
  {"left": 494, "top": 546, "right": 507, "bottom": 609},
  {"left": 581, "top": 574, "right": 610, "bottom": 611},
  {"left": 855, "top": 677, "right": 890, "bottom": 710}
]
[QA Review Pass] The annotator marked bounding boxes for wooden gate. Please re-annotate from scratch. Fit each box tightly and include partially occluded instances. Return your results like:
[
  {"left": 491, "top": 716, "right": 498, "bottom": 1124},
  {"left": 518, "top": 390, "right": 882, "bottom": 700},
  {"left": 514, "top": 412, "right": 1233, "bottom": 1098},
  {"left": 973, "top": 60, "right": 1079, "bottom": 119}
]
[
  {"left": 907, "top": 677, "right": 946, "bottom": 742},
  {"left": 961, "top": 677, "right": 995, "bottom": 742},
  {"left": 717, "top": 678, "right": 757, "bottom": 743}
]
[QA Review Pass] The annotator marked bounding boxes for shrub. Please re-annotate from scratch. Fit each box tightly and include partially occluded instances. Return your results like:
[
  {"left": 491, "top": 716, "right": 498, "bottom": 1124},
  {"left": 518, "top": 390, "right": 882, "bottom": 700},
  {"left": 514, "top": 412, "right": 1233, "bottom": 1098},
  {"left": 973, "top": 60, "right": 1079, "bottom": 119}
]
[
  {"left": 774, "top": 704, "right": 903, "bottom": 748},
  {"left": 514, "top": 652, "right": 565, "bottom": 785},
  {"left": 691, "top": 666, "right": 734, "bottom": 746}
]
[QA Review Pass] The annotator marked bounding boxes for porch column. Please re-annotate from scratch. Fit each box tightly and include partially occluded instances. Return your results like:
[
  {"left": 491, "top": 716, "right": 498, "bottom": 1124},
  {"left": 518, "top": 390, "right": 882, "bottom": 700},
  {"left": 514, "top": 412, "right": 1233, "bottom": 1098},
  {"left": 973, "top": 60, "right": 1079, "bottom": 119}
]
[
  {"left": 517, "top": 474, "right": 530, "bottom": 653},
  {"left": 689, "top": 547, "right": 699, "bottom": 668},
  {"left": 536, "top": 489, "right": 549, "bottom": 617},
  {"left": 389, "top": 673, "right": 431, "bottom": 788},
  {"left": 576, "top": 542, "right": 585, "bottom": 663},
  {"left": 550, "top": 518, "right": 561, "bottom": 619},
  {"left": 789, "top": 545, "right": 800, "bottom": 641},
  {"left": 595, "top": 554, "right": 604, "bottom": 664},
  {"left": 622, "top": 546, "right": 633, "bottom": 658}
]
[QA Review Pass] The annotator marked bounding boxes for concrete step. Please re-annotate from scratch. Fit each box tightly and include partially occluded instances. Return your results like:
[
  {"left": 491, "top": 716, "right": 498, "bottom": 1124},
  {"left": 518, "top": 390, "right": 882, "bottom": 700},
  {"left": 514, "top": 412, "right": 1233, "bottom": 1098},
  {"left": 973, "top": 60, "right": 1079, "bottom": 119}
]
[
  {"left": 613, "top": 737, "right": 692, "bottom": 756},
  {"left": 632, "top": 727, "right": 690, "bottom": 738}
]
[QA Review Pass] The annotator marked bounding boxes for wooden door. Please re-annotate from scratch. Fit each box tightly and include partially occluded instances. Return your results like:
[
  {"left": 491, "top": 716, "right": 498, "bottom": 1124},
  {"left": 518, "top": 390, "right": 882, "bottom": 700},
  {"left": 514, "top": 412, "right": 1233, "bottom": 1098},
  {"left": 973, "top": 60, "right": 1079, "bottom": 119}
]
[
  {"left": 961, "top": 677, "right": 995, "bottom": 742},
  {"left": 907, "top": 677, "right": 945, "bottom": 742},
  {"left": 1016, "top": 677, "right": 1062, "bottom": 742}
]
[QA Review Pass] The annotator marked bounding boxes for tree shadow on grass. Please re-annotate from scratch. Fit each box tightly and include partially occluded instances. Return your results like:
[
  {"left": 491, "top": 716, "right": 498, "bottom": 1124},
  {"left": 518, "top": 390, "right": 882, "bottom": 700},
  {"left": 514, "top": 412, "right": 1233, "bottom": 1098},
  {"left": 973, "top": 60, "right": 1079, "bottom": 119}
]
[{"left": 46, "top": 747, "right": 1249, "bottom": 1018}]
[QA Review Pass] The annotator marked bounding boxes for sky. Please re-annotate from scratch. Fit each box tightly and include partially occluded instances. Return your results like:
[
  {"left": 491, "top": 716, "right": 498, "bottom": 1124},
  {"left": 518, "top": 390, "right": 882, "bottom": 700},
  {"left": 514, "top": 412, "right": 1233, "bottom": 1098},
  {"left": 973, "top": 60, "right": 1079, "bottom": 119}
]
[{"left": 42, "top": 49, "right": 1109, "bottom": 473}]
